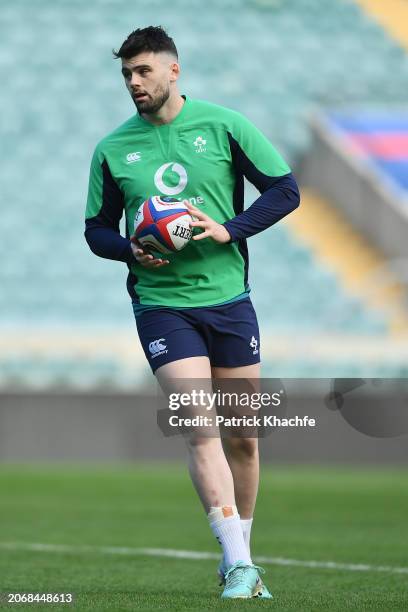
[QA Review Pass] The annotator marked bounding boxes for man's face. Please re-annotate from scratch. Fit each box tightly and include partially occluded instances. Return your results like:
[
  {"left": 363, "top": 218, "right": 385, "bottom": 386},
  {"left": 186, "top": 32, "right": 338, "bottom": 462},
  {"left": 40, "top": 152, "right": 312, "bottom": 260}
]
[{"left": 121, "top": 51, "right": 179, "bottom": 115}]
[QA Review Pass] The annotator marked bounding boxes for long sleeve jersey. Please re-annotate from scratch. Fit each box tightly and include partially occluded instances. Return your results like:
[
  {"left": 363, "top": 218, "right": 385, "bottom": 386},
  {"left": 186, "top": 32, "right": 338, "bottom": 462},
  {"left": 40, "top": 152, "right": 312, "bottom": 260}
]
[{"left": 85, "top": 95, "right": 300, "bottom": 307}]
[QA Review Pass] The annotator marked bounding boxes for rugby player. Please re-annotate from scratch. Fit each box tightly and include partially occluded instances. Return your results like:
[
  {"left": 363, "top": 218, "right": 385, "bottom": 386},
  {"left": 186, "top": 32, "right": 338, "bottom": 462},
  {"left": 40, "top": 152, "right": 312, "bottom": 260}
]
[{"left": 85, "top": 26, "right": 300, "bottom": 599}]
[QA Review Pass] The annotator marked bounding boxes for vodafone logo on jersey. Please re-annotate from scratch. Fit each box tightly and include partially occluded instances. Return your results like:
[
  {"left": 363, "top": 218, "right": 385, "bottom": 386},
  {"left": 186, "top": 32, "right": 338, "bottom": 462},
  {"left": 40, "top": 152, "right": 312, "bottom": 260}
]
[{"left": 154, "top": 162, "right": 188, "bottom": 196}]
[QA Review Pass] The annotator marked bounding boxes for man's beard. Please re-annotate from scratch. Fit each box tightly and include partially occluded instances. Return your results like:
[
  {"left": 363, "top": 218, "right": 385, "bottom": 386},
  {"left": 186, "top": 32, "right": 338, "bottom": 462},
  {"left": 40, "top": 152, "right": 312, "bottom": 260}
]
[{"left": 134, "top": 84, "right": 170, "bottom": 115}]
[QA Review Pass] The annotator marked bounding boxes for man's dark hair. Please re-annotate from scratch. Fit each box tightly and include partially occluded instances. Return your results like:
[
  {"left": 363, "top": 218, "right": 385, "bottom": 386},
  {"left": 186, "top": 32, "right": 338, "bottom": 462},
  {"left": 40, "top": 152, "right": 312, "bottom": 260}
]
[{"left": 113, "top": 26, "right": 178, "bottom": 60}]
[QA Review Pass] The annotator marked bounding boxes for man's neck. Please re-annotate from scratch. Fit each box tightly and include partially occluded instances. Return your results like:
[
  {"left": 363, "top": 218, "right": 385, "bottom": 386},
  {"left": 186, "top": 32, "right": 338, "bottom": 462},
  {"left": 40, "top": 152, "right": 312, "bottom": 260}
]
[{"left": 141, "top": 93, "right": 185, "bottom": 126}]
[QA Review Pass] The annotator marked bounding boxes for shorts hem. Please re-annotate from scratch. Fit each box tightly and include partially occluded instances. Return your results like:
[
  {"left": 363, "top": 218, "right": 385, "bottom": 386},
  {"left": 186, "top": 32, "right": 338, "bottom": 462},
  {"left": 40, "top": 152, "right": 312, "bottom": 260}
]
[
  {"left": 150, "top": 353, "right": 209, "bottom": 374},
  {"left": 210, "top": 358, "right": 261, "bottom": 369}
]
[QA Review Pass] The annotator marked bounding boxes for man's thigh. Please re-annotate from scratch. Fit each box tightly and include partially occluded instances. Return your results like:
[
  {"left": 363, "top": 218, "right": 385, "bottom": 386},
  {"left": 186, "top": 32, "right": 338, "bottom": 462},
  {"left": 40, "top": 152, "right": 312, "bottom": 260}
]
[
  {"left": 156, "top": 355, "right": 212, "bottom": 382},
  {"left": 211, "top": 363, "right": 260, "bottom": 380},
  {"left": 156, "top": 356, "right": 213, "bottom": 408},
  {"left": 156, "top": 357, "right": 220, "bottom": 441}
]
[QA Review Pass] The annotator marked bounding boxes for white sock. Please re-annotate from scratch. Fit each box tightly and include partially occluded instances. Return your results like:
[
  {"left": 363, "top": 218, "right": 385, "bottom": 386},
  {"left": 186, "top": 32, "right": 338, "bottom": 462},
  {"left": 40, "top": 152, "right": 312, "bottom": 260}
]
[
  {"left": 208, "top": 505, "right": 252, "bottom": 568},
  {"left": 241, "top": 517, "right": 253, "bottom": 555}
]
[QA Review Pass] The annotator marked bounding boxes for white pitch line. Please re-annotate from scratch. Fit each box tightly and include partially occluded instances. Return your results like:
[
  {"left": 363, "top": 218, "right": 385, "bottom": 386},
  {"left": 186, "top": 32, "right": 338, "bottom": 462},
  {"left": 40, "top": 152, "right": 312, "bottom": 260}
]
[{"left": 1, "top": 542, "right": 407, "bottom": 575}]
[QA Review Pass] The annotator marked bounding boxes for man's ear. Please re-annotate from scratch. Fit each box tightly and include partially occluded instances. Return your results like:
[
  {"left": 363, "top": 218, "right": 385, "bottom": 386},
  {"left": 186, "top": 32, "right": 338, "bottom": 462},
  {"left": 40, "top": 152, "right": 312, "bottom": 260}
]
[{"left": 169, "top": 61, "right": 180, "bottom": 82}]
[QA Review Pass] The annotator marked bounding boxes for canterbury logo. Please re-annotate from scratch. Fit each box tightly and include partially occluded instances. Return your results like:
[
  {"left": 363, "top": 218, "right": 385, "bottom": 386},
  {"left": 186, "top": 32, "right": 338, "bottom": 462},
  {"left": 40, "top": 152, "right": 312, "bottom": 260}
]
[
  {"left": 126, "top": 152, "right": 141, "bottom": 163},
  {"left": 149, "top": 338, "right": 167, "bottom": 355},
  {"left": 154, "top": 162, "right": 188, "bottom": 196}
]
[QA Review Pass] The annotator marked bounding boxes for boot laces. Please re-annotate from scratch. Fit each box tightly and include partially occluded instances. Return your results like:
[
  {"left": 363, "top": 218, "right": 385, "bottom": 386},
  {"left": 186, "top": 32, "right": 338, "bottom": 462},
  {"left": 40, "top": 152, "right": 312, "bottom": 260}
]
[{"left": 224, "top": 562, "right": 265, "bottom": 588}]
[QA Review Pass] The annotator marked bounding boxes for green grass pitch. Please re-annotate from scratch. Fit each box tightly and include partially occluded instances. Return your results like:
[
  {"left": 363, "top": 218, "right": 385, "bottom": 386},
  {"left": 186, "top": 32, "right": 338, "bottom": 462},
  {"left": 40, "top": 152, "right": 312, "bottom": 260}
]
[{"left": 0, "top": 464, "right": 407, "bottom": 611}]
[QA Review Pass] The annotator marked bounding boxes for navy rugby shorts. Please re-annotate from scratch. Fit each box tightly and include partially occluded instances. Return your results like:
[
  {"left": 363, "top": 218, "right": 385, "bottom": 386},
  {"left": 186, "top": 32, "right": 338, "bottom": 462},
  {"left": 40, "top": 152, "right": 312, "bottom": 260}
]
[{"left": 134, "top": 297, "right": 261, "bottom": 373}]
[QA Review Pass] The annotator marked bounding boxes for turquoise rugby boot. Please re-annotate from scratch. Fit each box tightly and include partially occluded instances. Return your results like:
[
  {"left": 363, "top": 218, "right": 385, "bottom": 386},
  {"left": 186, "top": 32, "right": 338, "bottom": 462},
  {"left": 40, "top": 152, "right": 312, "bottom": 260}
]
[
  {"left": 255, "top": 578, "right": 273, "bottom": 599},
  {"left": 220, "top": 561, "right": 267, "bottom": 599},
  {"left": 219, "top": 558, "right": 273, "bottom": 599}
]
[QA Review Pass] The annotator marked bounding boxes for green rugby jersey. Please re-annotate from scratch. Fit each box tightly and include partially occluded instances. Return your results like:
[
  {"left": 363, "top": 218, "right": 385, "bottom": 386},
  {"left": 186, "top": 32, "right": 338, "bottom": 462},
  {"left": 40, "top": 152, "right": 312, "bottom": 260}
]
[{"left": 85, "top": 95, "right": 291, "bottom": 307}]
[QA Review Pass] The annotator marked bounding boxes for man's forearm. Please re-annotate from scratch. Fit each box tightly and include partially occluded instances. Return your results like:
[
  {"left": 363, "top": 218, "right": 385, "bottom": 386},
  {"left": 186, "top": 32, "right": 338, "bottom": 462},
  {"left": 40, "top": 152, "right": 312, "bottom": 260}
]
[
  {"left": 223, "top": 173, "right": 300, "bottom": 242},
  {"left": 85, "top": 221, "right": 135, "bottom": 264}
]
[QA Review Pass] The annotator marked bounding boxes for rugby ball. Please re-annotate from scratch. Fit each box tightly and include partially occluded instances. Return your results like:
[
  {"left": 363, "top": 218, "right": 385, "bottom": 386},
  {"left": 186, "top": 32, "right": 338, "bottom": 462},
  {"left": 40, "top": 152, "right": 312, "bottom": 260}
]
[{"left": 134, "top": 196, "right": 193, "bottom": 254}]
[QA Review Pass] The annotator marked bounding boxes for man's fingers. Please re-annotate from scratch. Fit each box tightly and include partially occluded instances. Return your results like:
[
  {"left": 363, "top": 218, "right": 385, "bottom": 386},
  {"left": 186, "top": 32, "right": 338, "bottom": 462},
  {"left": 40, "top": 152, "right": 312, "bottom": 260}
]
[
  {"left": 145, "top": 260, "right": 169, "bottom": 268},
  {"left": 184, "top": 200, "right": 197, "bottom": 209},
  {"left": 190, "top": 220, "right": 208, "bottom": 228},
  {"left": 192, "top": 230, "right": 211, "bottom": 241},
  {"left": 138, "top": 254, "right": 170, "bottom": 267},
  {"left": 186, "top": 204, "right": 207, "bottom": 220},
  {"left": 138, "top": 253, "right": 154, "bottom": 262}
]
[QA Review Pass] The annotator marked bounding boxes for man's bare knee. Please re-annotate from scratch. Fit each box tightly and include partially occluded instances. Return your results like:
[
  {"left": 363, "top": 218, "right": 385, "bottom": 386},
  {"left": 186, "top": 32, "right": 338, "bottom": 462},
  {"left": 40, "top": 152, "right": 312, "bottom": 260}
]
[
  {"left": 224, "top": 436, "right": 258, "bottom": 459},
  {"left": 185, "top": 434, "right": 218, "bottom": 452}
]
